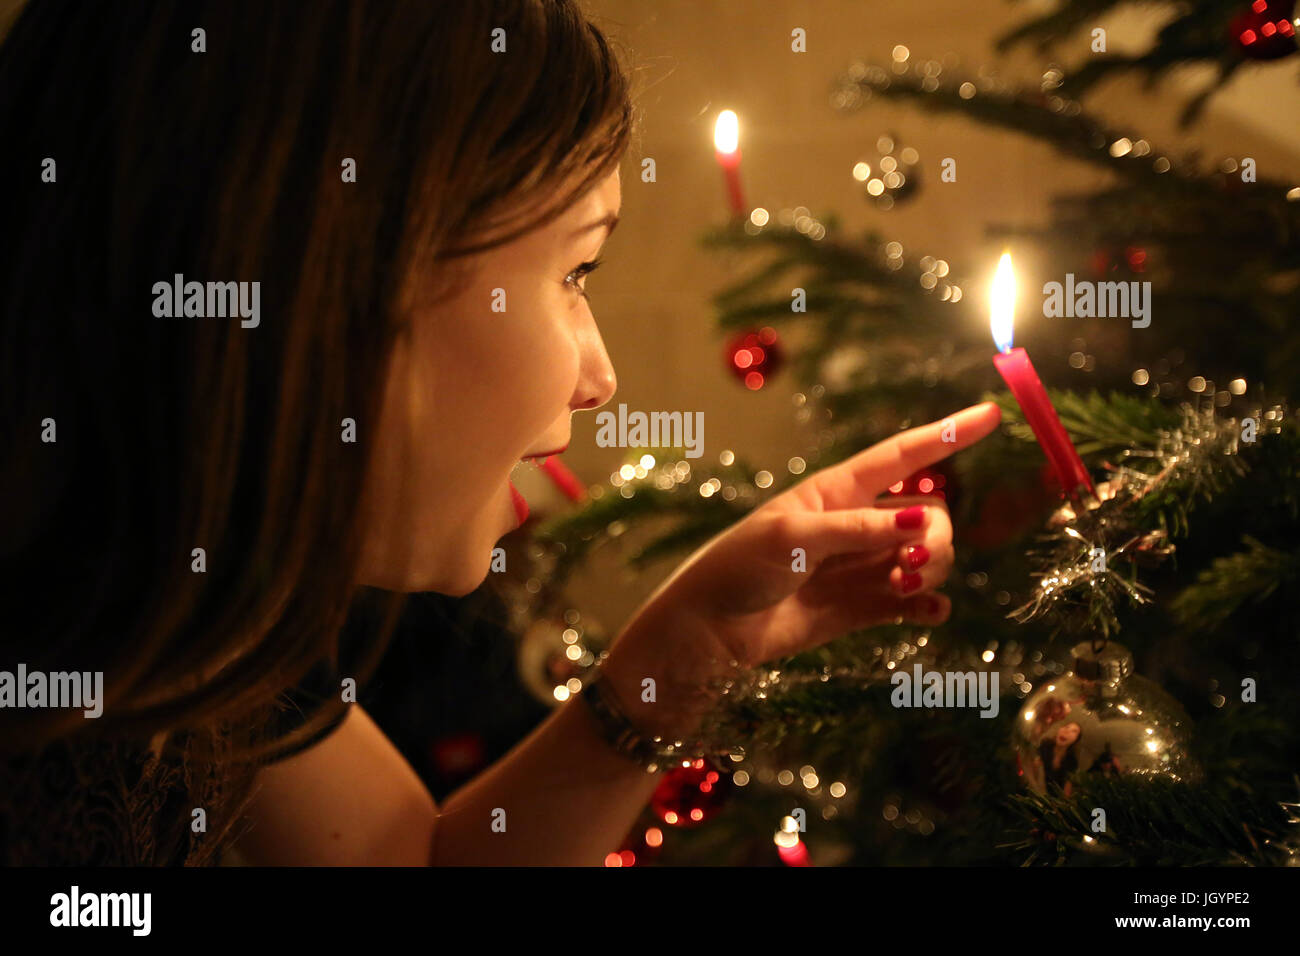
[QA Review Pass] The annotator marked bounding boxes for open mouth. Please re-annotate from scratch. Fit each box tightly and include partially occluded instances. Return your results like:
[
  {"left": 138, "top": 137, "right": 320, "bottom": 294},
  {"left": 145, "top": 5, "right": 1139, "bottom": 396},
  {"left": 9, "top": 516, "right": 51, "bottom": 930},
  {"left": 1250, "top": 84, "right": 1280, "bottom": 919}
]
[
  {"left": 507, "top": 446, "right": 567, "bottom": 525},
  {"left": 509, "top": 444, "right": 583, "bottom": 518}
]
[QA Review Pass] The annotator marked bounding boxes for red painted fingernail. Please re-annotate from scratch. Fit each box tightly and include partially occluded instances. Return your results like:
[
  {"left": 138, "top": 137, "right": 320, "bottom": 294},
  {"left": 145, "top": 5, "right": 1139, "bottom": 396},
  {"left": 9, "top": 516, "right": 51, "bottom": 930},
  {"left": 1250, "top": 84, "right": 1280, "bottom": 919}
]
[
  {"left": 900, "top": 571, "right": 923, "bottom": 593},
  {"left": 926, "top": 596, "right": 942, "bottom": 615},
  {"left": 895, "top": 505, "right": 925, "bottom": 530},
  {"left": 905, "top": 544, "right": 930, "bottom": 570}
]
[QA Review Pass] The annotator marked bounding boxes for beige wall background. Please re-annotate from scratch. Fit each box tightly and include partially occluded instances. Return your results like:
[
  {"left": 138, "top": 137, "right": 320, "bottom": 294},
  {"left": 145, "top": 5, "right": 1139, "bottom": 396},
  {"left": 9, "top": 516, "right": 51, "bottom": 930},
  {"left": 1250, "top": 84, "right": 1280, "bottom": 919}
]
[{"left": 535, "top": 0, "right": 1300, "bottom": 629}]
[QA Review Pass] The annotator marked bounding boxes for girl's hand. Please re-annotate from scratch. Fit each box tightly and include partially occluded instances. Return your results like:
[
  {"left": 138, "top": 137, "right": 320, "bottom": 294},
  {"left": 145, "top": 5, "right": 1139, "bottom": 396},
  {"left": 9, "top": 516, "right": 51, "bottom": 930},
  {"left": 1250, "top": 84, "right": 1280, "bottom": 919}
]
[{"left": 599, "top": 402, "right": 1002, "bottom": 739}]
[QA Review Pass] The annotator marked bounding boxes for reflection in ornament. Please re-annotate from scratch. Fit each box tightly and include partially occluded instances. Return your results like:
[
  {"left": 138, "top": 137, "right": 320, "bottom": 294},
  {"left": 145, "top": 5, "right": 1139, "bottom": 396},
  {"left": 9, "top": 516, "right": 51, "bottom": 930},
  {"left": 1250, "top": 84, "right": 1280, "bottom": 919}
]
[{"left": 1013, "top": 640, "right": 1199, "bottom": 796}]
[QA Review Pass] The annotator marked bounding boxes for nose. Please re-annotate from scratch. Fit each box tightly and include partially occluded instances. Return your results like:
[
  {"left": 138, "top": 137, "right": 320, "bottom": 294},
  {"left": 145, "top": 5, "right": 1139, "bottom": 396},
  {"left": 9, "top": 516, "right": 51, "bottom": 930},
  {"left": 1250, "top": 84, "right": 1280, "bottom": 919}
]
[{"left": 571, "top": 313, "right": 617, "bottom": 411}]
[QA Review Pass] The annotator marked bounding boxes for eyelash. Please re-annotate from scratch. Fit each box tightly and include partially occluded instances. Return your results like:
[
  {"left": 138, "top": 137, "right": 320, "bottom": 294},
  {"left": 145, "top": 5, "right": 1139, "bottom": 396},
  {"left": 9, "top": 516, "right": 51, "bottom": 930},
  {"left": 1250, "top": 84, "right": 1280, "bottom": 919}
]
[{"left": 565, "top": 257, "right": 603, "bottom": 300}]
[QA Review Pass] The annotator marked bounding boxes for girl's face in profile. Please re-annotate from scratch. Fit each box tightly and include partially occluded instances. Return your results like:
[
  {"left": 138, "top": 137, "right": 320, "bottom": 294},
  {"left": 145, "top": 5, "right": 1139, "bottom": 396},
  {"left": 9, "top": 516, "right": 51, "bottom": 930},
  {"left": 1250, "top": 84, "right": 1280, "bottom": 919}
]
[{"left": 358, "top": 167, "right": 622, "bottom": 595}]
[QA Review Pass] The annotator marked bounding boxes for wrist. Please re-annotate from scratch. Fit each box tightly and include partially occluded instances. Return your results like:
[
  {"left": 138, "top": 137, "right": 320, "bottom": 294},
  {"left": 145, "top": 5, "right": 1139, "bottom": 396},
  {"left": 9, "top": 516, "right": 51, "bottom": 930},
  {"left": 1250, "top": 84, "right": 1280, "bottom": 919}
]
[
  {"left": 578, "top": 660, "right": 676, "bottom": 772},
  {"left": 579, "top": 652, "right": 741, "bottom": 773},
  {"left": 595, "top": 606, "right": 740, "bottom": 744}
]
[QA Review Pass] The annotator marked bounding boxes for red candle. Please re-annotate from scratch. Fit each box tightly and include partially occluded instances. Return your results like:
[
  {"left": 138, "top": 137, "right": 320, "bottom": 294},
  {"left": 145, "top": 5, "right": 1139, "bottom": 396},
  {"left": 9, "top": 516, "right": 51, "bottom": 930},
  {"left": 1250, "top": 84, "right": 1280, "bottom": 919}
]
[
  {"left": 538, "top": 455, "right": 587, "bottom": 503},
  {"left": 777, "top": 838, "right": 812, "bottom": 867},
  {"left": 989, "top": 253, "right": 1095, "bottom": 501},
  {"left": 713, "top": 110, "right": 747, "bottom": 218}
]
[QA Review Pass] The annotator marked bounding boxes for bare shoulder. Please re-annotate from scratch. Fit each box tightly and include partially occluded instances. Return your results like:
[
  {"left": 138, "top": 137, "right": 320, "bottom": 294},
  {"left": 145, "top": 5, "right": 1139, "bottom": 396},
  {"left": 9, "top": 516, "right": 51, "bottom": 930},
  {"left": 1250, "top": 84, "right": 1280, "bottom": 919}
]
[{"left": 229, "top": 705, "right": 437, "bottom": 866}]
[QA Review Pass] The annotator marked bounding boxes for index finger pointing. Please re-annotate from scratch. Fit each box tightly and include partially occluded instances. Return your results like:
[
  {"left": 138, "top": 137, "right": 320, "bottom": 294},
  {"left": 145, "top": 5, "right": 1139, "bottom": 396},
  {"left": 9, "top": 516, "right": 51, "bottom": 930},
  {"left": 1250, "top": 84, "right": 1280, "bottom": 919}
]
[{"left": 810, "top": 402, "right": 1002, "bottom": 509}]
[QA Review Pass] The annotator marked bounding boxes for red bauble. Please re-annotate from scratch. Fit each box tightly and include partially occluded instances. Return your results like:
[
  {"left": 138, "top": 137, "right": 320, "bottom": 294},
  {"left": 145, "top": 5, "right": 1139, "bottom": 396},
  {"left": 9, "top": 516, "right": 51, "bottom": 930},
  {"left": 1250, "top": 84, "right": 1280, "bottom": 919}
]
[
  {"left": 1090, "top": 245, "right": 1147, "bottom": 277},
  {"left": 428, "top": 731, "right": 487, "bottom": 788},
  {"left": 964, "top": 463, "right": 1059, "bottom": 550},
  {"left": 1231, "top": 0, "right": 1297, "bottom": 60},
  {"left": 724, "top": 327, "right": 784, "bottom": 390},
  {"left": 650, "top": 758, "right": 734, "bottom": 827}
]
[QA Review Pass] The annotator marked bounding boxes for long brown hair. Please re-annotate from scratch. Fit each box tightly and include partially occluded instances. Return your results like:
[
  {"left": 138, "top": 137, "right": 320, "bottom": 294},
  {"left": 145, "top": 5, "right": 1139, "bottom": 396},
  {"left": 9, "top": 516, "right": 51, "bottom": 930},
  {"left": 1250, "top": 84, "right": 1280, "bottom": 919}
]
[{"left": 0, "top": 0, "right": 635, "bottom": 761}]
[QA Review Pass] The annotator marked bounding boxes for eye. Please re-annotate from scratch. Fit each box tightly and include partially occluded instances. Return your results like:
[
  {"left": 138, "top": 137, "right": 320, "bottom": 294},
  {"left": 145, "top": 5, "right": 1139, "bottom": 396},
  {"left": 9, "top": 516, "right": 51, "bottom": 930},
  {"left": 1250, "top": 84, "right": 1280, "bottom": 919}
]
[{"left": 564, "top": 257, "right": 603, "bottom": 300}]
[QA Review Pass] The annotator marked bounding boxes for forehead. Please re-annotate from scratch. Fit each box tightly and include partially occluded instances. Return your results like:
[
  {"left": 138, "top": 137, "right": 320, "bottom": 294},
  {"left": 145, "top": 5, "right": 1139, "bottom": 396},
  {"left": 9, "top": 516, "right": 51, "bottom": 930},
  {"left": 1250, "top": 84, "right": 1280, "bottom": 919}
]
[
  {"left": 474, "top": 167, "right": 619, "bottom": 270},
  {"left": 561, "top": 166, "right": 621, "bottom": 222}
]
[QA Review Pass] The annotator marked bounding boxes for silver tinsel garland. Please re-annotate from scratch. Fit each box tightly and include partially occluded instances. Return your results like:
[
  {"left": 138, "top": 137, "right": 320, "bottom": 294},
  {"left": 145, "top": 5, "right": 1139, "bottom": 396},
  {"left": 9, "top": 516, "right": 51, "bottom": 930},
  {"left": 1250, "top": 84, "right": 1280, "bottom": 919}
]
[{"left": 1007, "top": 399, "right": 1284, "bottom": 635}]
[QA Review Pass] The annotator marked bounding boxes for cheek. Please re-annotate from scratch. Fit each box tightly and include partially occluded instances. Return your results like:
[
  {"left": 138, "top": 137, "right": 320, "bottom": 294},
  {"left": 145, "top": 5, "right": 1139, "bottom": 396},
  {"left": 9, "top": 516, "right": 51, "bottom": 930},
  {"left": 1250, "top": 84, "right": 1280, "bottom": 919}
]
[
  {"left": 522, "top": 326, "right": 581, "bottom": 415},
  {"left": 437, "top": 299, "right": 579, "bottom": 442},
  {"left": 360, "top": 295, "right": 581, "bottom": 590},
  {"left": 499, "top": 292, "right": 581, "bottom": 386}
]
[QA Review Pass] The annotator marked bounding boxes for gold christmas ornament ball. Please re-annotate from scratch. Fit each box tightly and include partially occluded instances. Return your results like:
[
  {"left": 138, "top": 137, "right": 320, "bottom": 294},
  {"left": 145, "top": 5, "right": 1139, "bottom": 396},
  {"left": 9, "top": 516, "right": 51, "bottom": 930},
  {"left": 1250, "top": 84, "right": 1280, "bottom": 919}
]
[
  {"left": 1014, "top": 640, "right": 1200, "bottom": 795},
  {"left": 517, "top": 613, "right": 605, "bottom": 707}
]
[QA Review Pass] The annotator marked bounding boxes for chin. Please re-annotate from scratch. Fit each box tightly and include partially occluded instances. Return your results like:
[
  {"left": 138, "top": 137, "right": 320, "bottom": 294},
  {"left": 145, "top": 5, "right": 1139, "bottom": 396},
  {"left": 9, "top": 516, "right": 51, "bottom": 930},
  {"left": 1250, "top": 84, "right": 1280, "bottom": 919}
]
[
  {"left": 433, "top": 568, "right": 488, "bottom": 597},
  {"left": 359, "top": 498, "right": 509, "bottom": 596},
  {"left": 361, "top": 544, "right": 490, "bottom": 597},
  {"left": 419, "top": 550, "right": 491, "bottom": 597}
]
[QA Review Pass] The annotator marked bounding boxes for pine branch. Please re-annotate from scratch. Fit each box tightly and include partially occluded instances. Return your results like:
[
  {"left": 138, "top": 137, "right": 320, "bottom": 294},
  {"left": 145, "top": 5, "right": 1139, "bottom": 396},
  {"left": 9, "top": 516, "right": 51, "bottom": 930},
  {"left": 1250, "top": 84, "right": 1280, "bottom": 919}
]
[
  {"left": 536, "top": 460, "right": 765, "bottom": 589},
  {"left": 1005, "top": 775, "right": 1295, "bottom": 865},
  {"left": 994, "top": 0, "right": 1286, "bottom": 123},
  {"left": 989, "top": 388, "right": 1182, "bottom": 457},
  {"left": 1169, "top": 535, "right": 1300, "bottom": 630}
]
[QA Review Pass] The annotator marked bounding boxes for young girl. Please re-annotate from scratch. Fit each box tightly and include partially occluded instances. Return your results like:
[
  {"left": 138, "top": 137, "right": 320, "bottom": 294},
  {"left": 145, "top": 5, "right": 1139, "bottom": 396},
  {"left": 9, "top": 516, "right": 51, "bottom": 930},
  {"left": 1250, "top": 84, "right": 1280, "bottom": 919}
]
[{"left": 0, "top": 0, "right": 1000, "bottom": 865}]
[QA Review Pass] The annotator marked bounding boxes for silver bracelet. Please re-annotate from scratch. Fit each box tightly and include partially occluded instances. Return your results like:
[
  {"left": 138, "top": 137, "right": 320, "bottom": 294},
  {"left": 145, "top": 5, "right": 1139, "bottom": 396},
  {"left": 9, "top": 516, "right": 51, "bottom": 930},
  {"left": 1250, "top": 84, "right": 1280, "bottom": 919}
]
[{"left": 578, "top": 662, "right": 708, "bottom": 774}]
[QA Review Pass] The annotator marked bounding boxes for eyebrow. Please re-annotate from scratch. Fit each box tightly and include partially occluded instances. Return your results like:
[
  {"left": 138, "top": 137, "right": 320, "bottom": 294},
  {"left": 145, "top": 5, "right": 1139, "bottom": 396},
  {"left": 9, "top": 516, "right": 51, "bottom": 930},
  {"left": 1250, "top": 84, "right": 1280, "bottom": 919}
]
[{"left": 570, "top": 212, "right": 620, "bottom": 239}]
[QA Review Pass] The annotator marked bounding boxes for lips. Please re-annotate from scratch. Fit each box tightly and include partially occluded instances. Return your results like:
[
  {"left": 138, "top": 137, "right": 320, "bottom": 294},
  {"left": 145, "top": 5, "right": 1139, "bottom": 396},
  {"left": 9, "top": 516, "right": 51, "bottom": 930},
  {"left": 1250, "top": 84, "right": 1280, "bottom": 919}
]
[
  {"left": 522, "top": 444, "right": 569, "bottom": 462},
  {"left": 509, "top": 480, "right": 529, "bottom": 524}
]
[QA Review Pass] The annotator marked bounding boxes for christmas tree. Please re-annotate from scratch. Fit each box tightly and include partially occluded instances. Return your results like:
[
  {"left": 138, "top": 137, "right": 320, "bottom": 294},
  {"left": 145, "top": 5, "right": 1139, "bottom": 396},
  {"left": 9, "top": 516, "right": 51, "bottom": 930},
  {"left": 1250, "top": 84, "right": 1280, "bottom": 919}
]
[{"left": 504, "top": 0, "right": 1300, "bottom": 865}]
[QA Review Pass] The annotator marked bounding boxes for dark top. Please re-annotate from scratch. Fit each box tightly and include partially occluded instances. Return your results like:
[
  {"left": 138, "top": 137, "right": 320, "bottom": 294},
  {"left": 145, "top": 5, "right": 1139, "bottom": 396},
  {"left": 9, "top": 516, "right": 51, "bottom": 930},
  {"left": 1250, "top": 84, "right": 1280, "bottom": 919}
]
[{"left": 0, "top": 659, "right": 350, "bottom": 866}]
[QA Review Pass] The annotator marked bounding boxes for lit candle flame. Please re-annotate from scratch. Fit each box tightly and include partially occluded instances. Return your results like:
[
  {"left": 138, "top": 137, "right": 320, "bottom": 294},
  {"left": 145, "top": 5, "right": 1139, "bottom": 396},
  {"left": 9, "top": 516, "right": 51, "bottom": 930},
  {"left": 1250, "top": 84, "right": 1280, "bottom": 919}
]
[
  {"left": 714, "top": 109, "right": 739, "bottom": 155},
  {"left": 989, "top": 251, "right": 1016, "bottom": 353}
]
